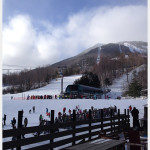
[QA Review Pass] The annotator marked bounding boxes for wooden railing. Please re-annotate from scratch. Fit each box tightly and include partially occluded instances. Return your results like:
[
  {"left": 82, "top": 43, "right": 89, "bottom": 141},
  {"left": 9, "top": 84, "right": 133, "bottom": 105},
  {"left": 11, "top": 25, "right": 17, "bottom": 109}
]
[{"left": 3, "top": 109, "right": 130, "bottom": 150}]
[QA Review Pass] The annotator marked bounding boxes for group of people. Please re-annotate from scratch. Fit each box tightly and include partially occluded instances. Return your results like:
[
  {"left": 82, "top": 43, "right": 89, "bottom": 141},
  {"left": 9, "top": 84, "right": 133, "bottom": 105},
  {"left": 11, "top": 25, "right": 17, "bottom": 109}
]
[
  {"left": 53, "top": 105, "right": 117, "bottom": 124},
  {"left": 2, "top": 106, "right": 34, "bottom": 130},
  {"left": 2, "top": 107, "right": 32, "bottom": 129},
  {"left": 26, "top": 94, "right": 73, "bottom": 100},
  {"left": 27, "top": 95, "right": 53, "bottom": 100},
  {"left": 11, "top": 116, "right": 28, "bottom": 129},
  {"left": 3, "top": 104, "right": 140, "bottom": 140},
  {"left": 35, "top": 105, "right": 118, "bottom": 130},
  {"left": 26, "top": 94, "right": 99, "bottom": 100},
  {"left": 29, "top": 106, "right": 35, "bottom": 113}
]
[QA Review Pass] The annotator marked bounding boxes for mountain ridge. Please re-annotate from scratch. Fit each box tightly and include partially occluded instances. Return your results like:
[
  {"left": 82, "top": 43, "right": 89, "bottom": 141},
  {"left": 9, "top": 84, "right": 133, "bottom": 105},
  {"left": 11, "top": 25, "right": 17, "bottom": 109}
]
[{"left": 52, "top": 41, "right": 147, "bottom": 68}]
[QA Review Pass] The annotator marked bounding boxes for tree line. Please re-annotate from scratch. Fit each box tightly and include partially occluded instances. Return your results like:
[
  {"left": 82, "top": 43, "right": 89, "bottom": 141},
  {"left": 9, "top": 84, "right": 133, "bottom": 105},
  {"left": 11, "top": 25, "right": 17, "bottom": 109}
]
[
  {"left": 92, "top": 53, "right": 147, "bottom": 87},
  {"left": 3, "top": 66, "right": 56, "bottom": 94},
  {"left": 3, "top": 53, "right": 147, "bottom": 97}
]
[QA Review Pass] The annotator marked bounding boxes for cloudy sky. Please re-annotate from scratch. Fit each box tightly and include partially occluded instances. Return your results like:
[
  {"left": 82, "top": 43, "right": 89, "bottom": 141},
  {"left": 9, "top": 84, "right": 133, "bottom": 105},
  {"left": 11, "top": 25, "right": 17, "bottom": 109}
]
[{"left": 2, "top": 0, "right": 148, "bottom": 69}]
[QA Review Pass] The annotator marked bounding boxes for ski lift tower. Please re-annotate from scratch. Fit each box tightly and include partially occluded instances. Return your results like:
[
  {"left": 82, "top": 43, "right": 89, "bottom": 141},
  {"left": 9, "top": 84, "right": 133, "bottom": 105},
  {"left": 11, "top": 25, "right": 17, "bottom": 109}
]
[
  {"left": 58, "top": 66, "right": 67, "bottom": 95},
  {"left": 60, "top": 72, "right": 63, "bottom": 95},
  {"left": 125, "top": 55, "right": 129, "bottom": 83}
]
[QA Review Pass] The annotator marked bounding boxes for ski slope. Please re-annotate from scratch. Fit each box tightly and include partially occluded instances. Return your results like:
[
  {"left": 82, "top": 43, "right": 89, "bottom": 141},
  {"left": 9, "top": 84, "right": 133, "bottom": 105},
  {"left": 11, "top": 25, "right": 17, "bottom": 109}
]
[
  {"left": 107, "top": 64, "right": 146, "bottom": 99},
  {"left": 2, "top": 67, "right": 147, "bottom": 150},
  {"left": 3, "top": 66, "right": 147, "bottom": 131}
]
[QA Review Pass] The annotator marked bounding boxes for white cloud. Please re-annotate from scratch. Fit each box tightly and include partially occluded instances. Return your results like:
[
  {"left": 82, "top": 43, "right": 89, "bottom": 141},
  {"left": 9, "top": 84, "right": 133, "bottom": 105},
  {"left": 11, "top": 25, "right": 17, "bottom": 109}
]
[{"left": 2, "top": 5, "right": 147, "bottom": 68}]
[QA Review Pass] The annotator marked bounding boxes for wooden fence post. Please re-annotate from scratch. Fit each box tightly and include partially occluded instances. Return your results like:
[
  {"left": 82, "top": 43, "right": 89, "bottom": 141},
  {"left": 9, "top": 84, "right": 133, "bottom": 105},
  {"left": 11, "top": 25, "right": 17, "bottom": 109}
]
[
  {"left": 100, "top": 109, "right": 103, "bottom": 131},
  {"left": 124, "top": 109, "right": 127, "bottom": 131},
  {"left": 127, "top": 109, "right": 130, "bottom": 129},
  {"left": 118, "top": 109, "right": 120, "bottom": 133},
  {"left": 50, "top": 110, "right": 54, "bottom": 150},
  {"left": 89, "top": 109, "right": 91, "bottom": 140},
  {"left": 110, "top": 109, "right": 113, "bottom": 134},
  {"left": 17, "top": 110, "right": 23, "bottom": 150},
  {"left": 72, "top": 110, "right": 76, "bottom": 145}
]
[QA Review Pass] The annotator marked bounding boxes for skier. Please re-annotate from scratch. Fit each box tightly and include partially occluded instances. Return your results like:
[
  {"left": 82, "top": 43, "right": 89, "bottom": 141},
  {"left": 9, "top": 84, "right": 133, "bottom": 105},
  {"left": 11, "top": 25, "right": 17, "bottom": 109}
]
[
  {"left": 129, "top": 105, "right": 132, "bottom": 112},
  {"left": 63, "top": 107, "right": 66, "bottom": 114},
  {"left": 55, "top": 95, "right": 57, "bottom": 99},
  {"left": 3, "top": 114, "right": 6, "bottom": 125},
  {"left": 114, "top": 105, "right": 117, "bottom": 114},
  {"left": 48, "top": 112, "right": 50, "bottom": 118},
  {"left": 27, "top": 95, "right": 30, "bottom": 100},
  {"left": 58, "top": 112, "right": 62, "bottom": 116},
  {"left": 46, "top": 108, "right": 48, "bottom": 115},
  {"left": 39, "top": 114, "right": 43, "bottom": 124},
  {"left": 33, "top": 106, "right": 35, "bottom": 113},
  {"left": 58, "top": 112, "right": 62, "bottom": 122},
  {"left": 68, "top": 109, "right": 71, "bottom": 115},
  {"left": 55, "top": 117, "right": 59, "bottom": 123},
  {"left": 94, "top": 95, "right": 97, "bottom": 100},
  {"left": 12, "top": 117, "right": 16, "bottom": 128},
  {"left": 24, "top": 118, "right": 28, "bottom": 127}
]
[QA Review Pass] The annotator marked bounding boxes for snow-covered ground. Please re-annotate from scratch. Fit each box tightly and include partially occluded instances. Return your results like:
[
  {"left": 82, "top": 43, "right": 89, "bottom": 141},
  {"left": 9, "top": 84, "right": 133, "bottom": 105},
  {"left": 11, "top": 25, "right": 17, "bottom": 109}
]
[
  {"left": 2, "top": 66, "right": 147, "bottom": 149},
  {"left": 107, "top": 64, "right": 146, "bottom": 99},
  {"left": 3, "top": 66, "right": 147, "bottom": 131}
]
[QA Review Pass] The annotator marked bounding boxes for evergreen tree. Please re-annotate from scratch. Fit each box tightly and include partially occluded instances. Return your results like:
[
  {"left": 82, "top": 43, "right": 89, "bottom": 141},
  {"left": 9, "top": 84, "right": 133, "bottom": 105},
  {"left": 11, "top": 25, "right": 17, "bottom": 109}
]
[
  {"left": 125, "top": 72, "right": 142, "bottom": 97},
  {"left": 74, "top": 72, "right": 101, "bottom": 88},
  {"left": 104, "top": 78, "right": 111, "bottom": 86}
]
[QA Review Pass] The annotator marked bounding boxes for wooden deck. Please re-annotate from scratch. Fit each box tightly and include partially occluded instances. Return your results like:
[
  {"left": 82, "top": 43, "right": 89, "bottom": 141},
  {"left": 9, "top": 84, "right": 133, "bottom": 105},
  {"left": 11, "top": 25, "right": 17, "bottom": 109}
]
[{"left": 65, "top": 138, "right": 126, "bottom": 150}]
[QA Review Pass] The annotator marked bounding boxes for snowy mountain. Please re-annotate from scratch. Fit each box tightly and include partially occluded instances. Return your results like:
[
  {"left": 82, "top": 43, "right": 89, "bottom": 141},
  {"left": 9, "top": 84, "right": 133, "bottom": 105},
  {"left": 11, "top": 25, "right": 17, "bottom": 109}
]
[
  {"left": 118, "top": 41, "right": 147, "bottom": 54},
  {"left": 77, "top": 43, "right": 103, "bottom": 57},
  {"left": 52, "top": 41, "right": 147, "bottom": 68}
]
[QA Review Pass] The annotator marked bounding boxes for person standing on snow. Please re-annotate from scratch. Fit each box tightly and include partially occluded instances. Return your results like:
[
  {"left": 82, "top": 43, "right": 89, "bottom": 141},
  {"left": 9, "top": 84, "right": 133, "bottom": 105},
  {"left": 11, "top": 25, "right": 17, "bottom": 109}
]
[
  {"left": 68, "top": 109, "right": 71, "bottom": 115},
  {"left": 3, "top": 114, "right": 6, "bottom": 125},
  {"left": 63, "top": 107, "right": 66, "bottom": 114},
  {"left": 129, "top": 105, "right": 132, "bottom": 112},
  {"left": 55, "top": 95, "right": 57, "bottom": 99},
  {"left": 48, "top": 112, "right": 50, "bottom": 118},
  {"left": 131, "top": 107, "right": 140, "bottom": 129},
  {"left": 114, "top": 105, "right": 117, "bottom": 113},
  {"left": 46, "top": 108, "right": 48, "bottom": 115},
  {"left": 55, "top": 117, "right": 59, "bottom": 123},
  {"left": 24, "top": 118, "right": 28, "bottom": 127},
  {"left": 27, "top": 95, "right": 30, "bottom": 100},
  {"left": 39, "top": 114, "right": 43, "bottom": 124},
  {"left": 33, "top": 106, "right": 35, "bottom": 113},
  {"left": 12, "top": 117, "right": 16, "bottom": 128}
]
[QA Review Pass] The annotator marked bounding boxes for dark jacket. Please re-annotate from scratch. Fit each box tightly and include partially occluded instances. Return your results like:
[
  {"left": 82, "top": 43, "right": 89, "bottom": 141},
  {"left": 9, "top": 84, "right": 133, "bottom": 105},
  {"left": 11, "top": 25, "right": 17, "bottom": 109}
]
[{"left": 131, "top": 108, "right": 139, "bottom": 120}]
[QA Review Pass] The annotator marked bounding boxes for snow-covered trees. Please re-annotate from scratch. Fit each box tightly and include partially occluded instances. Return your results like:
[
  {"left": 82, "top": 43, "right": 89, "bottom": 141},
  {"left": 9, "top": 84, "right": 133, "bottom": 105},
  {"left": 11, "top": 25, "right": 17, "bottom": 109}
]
[
  {"left": 93, "top": 54, "right": 147, "bottom": 87},
  {"left": 125, "top": 66, "right": 147, "bottom": 98}
]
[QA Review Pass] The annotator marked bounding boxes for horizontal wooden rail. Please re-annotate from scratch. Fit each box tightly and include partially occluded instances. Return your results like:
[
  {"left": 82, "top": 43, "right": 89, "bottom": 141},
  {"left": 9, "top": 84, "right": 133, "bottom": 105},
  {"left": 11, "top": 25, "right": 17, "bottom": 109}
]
[{"left": 3, "top": 109, "right": 130, "bottom": 150}]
